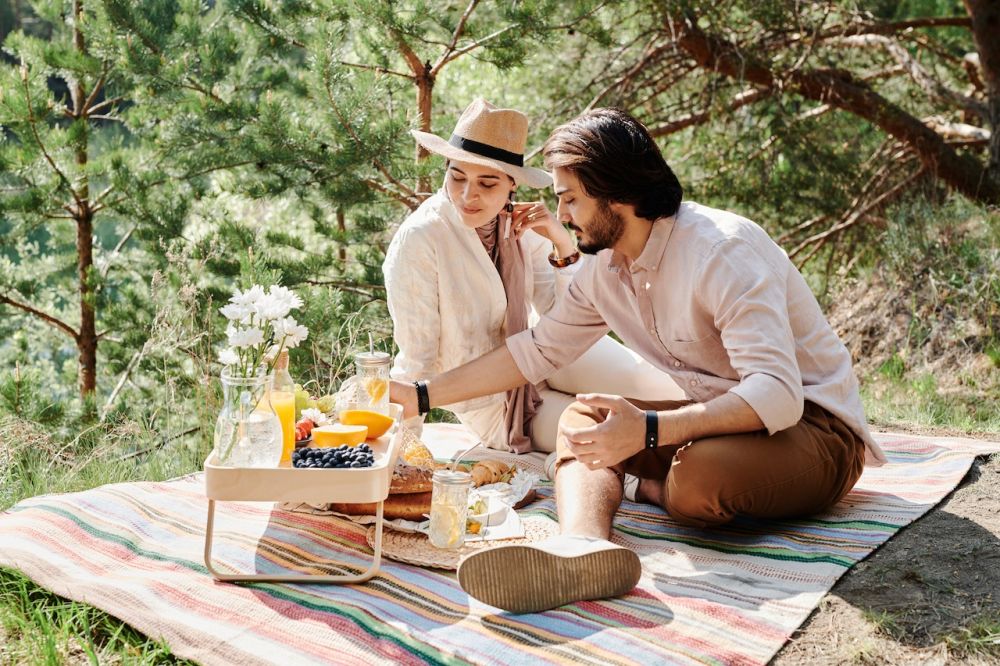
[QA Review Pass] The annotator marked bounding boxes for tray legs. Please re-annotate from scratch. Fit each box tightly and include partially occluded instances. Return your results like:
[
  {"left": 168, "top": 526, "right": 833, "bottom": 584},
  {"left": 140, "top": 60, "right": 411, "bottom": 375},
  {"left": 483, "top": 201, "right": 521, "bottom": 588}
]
[{"left": 203, "top": 499, "right": 384, "bottom": 584}]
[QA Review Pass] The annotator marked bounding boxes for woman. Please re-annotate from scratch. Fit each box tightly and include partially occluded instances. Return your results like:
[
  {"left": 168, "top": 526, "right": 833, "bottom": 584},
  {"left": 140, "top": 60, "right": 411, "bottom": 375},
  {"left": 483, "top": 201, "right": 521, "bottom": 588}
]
[{"left": 383, "top": 99, "right": 681, "bottom": 454}]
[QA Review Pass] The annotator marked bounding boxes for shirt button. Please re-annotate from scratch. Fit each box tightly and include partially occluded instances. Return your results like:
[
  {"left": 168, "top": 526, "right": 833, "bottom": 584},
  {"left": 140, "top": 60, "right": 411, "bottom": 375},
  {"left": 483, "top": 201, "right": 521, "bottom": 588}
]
[
  {"left": 689, "top": 380, "right": 697, "bottom": 386},
  {"left": 674, "top": 361, "right": 681, "bottom": 367}
]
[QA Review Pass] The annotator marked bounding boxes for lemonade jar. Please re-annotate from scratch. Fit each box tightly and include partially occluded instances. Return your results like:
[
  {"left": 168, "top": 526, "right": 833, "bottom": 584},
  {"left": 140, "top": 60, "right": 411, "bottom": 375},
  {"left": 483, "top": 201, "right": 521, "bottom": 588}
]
[
  {"left": 353, "top": 351, "right": 391, "bottom": 415},
  {"left": 429, "top": 470, "right": 472, "bottom": 549}
]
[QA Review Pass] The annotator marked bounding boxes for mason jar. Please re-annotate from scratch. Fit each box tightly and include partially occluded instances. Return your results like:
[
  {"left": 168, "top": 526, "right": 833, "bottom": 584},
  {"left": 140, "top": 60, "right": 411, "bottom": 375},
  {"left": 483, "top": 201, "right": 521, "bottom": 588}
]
[
  {"left": 353, "top": 351, "right": 391, "bottom": 415},
  {"left": 428, "top": 470, "right": 472, "bottom": 549}
]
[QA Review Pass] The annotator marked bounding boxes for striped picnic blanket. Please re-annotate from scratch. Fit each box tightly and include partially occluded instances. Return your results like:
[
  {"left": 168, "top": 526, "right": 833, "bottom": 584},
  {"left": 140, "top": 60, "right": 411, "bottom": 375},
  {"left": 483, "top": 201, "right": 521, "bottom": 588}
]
[{"left": 1, "top": 426, "right": 997, "bottom": 666}]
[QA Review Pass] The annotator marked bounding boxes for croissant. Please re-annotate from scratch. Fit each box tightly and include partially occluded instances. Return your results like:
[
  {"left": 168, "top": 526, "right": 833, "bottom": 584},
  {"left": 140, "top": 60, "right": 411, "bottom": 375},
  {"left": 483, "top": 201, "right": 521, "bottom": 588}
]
[{"left": 471, "top": 460, "right": 513, "bottom": 487}]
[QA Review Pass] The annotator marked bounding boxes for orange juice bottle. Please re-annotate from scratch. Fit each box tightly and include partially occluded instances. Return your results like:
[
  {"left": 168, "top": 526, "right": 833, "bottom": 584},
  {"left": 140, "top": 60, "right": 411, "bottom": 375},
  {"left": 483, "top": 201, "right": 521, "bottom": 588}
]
[{"left": 271, "top": 350, "right": 296, "bottom": 464}]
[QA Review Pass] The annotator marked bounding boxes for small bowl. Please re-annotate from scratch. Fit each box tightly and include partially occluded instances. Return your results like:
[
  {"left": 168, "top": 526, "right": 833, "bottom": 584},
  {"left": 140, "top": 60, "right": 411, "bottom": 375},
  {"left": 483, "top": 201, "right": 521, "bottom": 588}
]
[{"left": 467, "top": 503, "right": 509, "bottom": 527}]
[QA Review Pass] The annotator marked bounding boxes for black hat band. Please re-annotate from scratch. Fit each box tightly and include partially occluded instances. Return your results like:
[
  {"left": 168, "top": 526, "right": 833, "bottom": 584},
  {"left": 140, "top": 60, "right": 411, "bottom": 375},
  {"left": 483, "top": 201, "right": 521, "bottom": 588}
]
[{"left": 448, "top": 134, "right": 524, "bottom": 167}]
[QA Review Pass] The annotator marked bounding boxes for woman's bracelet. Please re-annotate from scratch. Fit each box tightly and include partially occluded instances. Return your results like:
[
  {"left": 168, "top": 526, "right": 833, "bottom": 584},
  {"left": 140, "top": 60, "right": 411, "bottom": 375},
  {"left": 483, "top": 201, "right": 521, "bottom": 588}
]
[
  {"left": 548, "top": 250, "right": 581, "bottom": 268},
  {"left": 414, "top": 380, "right": 431, "bottom": 416}
]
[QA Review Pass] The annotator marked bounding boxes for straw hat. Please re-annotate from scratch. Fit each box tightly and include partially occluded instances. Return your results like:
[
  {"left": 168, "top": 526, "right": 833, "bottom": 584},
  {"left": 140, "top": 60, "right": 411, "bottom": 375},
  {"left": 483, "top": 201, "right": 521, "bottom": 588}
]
[{"left": 411, "top": 98, "right": 552, "bottom": 189}]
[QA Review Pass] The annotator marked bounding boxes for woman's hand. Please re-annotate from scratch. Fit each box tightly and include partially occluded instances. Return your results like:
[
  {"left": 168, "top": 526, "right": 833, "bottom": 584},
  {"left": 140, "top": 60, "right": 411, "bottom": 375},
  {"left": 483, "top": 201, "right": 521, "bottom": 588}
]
[{"left": 511, "top": 201, "right": 575, "bottom": 259}]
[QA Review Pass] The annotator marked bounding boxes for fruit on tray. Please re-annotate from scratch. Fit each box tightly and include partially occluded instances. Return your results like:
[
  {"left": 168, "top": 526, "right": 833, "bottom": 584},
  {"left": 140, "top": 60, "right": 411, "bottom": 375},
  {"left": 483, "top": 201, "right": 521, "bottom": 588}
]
[
  {"left": 294, "top": 417, "right": 315, "bottom": 442},
  {"left": 292, "top": 444, "right": 374, "bottom": 469},
  {"left": 312, "top": 423, "right": 368, "bottom": 447},
  {"left": 339, "top": 409, "right": 394, "bottom": 438}
]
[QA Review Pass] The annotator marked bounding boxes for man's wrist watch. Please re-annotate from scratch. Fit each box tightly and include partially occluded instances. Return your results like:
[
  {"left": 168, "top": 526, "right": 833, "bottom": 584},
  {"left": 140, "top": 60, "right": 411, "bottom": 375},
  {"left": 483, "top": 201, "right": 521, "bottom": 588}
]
[{"left": 644, "top": 410, "right": 659, "bottom": 449}]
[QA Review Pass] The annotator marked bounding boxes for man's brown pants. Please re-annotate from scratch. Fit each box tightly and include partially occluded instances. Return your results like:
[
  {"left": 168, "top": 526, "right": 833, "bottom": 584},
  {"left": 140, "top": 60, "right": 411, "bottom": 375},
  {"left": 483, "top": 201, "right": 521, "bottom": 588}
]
[{"left": 554, "top": 400, "right": 866, "bottom": 528}]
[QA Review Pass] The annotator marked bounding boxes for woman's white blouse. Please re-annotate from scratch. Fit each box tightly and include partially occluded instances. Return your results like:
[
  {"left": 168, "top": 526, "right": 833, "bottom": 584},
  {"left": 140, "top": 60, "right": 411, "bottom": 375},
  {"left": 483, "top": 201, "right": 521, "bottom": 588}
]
[{"left": 383, "top": 191, "right": 580, "bottom": 415}]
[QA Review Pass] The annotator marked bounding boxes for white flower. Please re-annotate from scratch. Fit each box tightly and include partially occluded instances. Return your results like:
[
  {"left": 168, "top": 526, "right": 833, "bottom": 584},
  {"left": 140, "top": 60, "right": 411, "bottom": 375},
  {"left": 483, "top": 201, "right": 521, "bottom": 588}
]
[
  {"left": 255, "top": 286, "right": 303, "bottom": 321},
  {"left": 275, "top": 317, "right": 308, "bottom": 348},
  {"left": 227, "top": 325, "right": 265, "bottom": 348},
  {"left": 217, "top": 348, "right": 239, "bottom": 365},
  {"left": 219, "top": 302, "right": 254, "bottom": 323},
  {"left": 301, "top": 408, "right": 329, "bottom": 426},
  {"left": 230, "top": 285, "right": 265, "bottom": 307},
  {"left": 255, "top": 294, "right": 291, "bottom": 321},
  {"left": 268, "top": 285, "right": 303, "bottom": 310}
]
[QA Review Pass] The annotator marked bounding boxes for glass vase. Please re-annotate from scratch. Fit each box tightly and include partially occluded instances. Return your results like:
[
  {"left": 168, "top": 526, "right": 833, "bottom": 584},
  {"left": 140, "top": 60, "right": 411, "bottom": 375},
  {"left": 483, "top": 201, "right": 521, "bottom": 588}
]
[{"left": 213, "top": 366, "right": 283, "bottom": 468}]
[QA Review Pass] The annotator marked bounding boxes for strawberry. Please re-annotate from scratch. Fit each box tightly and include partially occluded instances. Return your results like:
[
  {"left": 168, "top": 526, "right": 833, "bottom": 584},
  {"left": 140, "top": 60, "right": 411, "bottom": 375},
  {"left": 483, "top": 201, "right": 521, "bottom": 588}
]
[{"left": 295, "top": 417, "right": 315, "bottom": 441}]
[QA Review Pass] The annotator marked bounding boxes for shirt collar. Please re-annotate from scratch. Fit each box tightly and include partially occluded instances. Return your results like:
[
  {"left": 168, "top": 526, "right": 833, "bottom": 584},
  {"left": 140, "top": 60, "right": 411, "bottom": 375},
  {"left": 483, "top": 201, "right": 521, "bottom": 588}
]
[{"left": 628, "top": 214, "right": 676, "bottom": 273}]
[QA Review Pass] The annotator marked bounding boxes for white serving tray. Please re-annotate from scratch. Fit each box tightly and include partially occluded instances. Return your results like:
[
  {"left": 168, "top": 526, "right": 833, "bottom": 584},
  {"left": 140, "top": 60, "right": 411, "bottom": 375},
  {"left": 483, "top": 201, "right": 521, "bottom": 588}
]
[{"left": 203, "top": 404, "right": 404, "bottom": 584}]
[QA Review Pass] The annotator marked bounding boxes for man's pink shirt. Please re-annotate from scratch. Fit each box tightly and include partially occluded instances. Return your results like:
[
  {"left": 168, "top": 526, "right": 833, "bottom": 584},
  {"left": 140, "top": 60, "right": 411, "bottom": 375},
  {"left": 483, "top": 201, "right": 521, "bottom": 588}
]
[{"left": 506, "top": 201, "right": 886, "bottom": 465}]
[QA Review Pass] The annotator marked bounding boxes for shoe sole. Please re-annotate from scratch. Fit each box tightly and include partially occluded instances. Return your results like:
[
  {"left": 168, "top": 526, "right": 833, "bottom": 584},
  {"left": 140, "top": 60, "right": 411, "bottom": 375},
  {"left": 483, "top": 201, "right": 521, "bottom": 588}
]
[{"left": 457, "top": 544, "right": 641, "bottom": 614}]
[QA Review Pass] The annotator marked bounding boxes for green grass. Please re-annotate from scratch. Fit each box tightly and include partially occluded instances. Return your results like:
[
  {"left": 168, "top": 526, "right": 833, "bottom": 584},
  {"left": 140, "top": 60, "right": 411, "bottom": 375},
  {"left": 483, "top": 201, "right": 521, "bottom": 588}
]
[
  {"left": 0, "top": 568, "right": 191, "bottom": 665},
  {"left": 861, "top": 371, "right": 1000, "bottom": 435},
  {"left": 0, "top": 413, "right": 204, "bottom": 665},
  {"left": 941, "top": 614, "right": 1000, "bottom": 658}
]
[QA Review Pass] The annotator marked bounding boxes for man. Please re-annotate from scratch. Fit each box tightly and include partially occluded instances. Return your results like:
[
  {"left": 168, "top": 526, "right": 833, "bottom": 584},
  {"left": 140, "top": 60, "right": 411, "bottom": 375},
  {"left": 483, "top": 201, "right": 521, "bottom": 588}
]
[{"left": 391, "top": 108, "right": 885, "bottom": 615}]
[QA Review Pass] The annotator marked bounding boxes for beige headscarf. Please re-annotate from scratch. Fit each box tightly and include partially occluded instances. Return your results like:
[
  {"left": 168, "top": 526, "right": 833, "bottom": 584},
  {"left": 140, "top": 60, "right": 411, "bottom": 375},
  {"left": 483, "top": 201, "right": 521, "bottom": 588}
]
[{"left": 475, "top": 212, "right": 543, "bottom": 454}]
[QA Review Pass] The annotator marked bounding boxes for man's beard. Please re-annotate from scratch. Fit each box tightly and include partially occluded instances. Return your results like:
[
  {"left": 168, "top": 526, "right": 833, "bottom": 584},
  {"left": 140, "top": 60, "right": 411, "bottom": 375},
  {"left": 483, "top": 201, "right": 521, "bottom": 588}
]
[{"left": 575, "top": 199, "right": 625, "bottom": 254}]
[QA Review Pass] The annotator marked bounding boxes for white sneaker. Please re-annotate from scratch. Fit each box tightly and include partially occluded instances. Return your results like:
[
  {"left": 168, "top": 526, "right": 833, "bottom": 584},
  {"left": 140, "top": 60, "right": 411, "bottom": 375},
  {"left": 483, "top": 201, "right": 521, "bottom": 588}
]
[
  {"left": 457, "top": 534, "right": 641, "bottom": 614},
  {"left": 623, "top": 474, "right": 639, "bottom": 502}
]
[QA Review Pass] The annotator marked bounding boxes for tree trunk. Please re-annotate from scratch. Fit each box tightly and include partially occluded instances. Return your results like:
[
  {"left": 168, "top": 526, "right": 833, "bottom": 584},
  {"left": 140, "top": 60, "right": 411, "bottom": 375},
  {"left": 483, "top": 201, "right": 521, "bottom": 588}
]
[
  {"left": 76, "top": 209, "right": 97, "bottom": 396},
  {"left": 669, "top": 17, "right": 1000, "bottom": 205},
  {"left": 337, "top": 206, "right": 346, "bottom": 263},
  {"left": 964, "top": 0, "right": 1000, "bottom": 185},
  {"left": 74, "top": 0, "right": 97, "bottom": 397},
  {"left": 416, "top": 63, "right": 434, "bottom": 195}
]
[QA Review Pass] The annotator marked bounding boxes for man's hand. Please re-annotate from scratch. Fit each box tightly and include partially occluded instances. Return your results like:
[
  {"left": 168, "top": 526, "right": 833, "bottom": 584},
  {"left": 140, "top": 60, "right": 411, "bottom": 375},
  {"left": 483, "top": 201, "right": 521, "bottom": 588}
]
[
  {"left": 390, "top": 380, "right": 419, "bottom": 420},
  {"left": 560, "top": 394, "right": 646, "bottom": 469}
]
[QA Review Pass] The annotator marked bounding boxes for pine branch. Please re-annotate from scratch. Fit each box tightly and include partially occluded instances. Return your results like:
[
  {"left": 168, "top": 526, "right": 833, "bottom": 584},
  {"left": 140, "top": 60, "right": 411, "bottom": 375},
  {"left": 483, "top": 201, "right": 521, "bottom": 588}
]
[
  {"left": 828, "top": 34, "right": 988, "bottom": 122},
  {"left": 100, "top": 224, "right": 137, "bottom": 279},
  {"left": 101, "top": 347, "right": 144, "bottom": 421},
  {"left": 0, "top": 293, "right": 79, "bottom": 340},
  {"left": 322, "top": 67, "right": 418, "bottom": 207},
  {"left": 338, "top": 61, "right": 412, "bottom": 79},
  {"left": 434, "top": 24, "right": 519, "bottom": 71},
  {"left": 663, "top": 14, "right": 1000, "bottom": 203},
  {"left": 817, "top": 16, "right": 971, "bottom": 39},
  {"left": 431, "top": 0, "right": 480, "bottom": 77},
  {"left": 790, "top": 166, "right": 927, "bottom": 264},
  {"left": 80, "top": 67, "right": 109, "bottom": 117},
  {"left": 647, "top": 87, "right": 772, "bottom": 138},
  {"left": 87, "top": 96, "right": 125, "bottom": 115},
  {"left": 392, "top": 30, "right": 425, "bottom": 76},
  {"left": 20, "top": 64, "right": 85, "bottom": 211}
]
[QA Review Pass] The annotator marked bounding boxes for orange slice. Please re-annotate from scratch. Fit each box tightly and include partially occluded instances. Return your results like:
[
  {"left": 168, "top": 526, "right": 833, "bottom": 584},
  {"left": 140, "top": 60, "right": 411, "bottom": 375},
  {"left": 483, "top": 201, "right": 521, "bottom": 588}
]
[
  {"left": 312, "top": 423, "right": 368, "bottom": 447},
  {"left": 339, "top": 409, "right": 394, "bottom": 438}
]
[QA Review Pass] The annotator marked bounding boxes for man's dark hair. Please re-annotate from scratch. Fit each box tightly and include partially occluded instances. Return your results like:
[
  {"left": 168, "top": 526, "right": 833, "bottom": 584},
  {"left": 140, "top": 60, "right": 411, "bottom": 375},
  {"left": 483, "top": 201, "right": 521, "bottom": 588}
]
[{"left": 543, "top": 108, "right": 682, "bottom": 220}]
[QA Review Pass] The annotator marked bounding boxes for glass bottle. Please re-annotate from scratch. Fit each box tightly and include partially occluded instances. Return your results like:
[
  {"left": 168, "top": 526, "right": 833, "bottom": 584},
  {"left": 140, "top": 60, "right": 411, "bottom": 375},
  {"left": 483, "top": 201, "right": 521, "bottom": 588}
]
[
  {"left": 428, "top": 470, "right": 472, "bottom": 549},
  {"left": 353, "top": 351, "right": 391, "bottom": 415},
  {"left": 213, "top": 366, "right": 283, "bottom": 468},
  {"left": 271, "top": 350, "right": 296, "bottom": 465}
]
